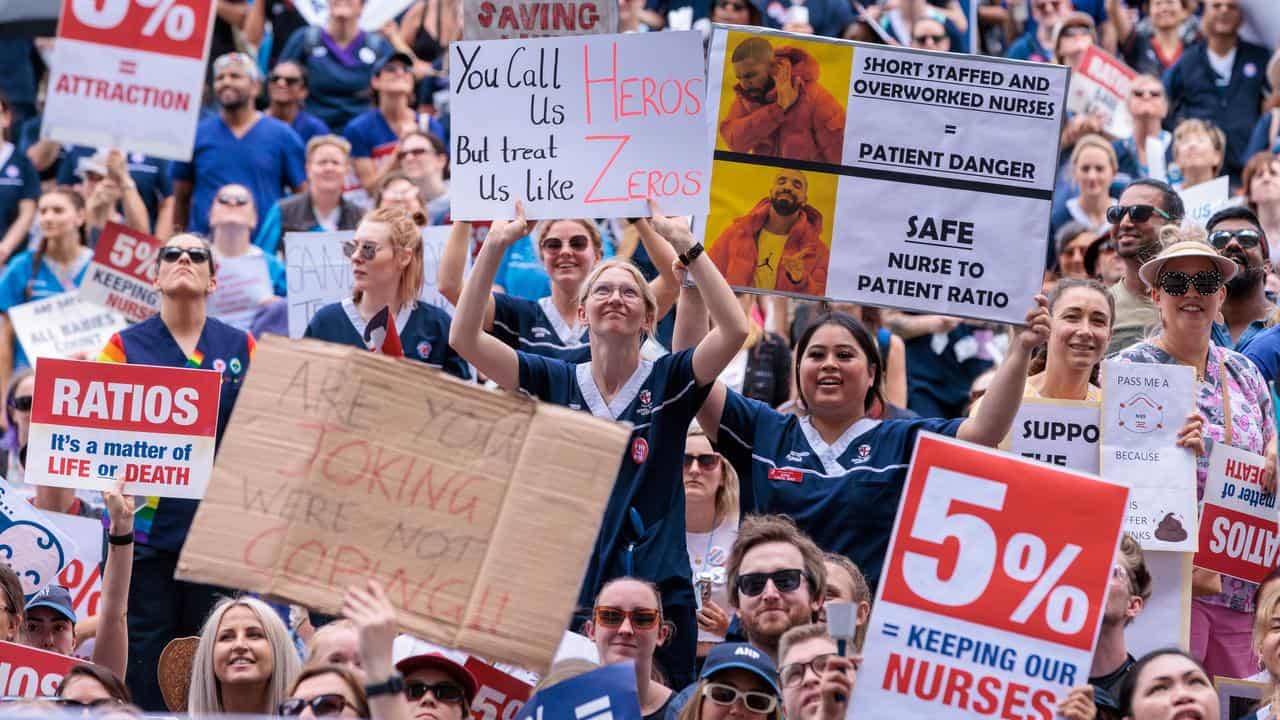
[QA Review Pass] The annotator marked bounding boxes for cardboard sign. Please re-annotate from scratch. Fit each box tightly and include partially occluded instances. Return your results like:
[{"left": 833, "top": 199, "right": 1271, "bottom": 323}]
[
  {"left": 207, "top": 253, "right": 274, "bottom": 332},
  {"left": 1100, "top": 360, "right": 1198, "bottom": 551},
  {"left": 0, "top": 641, "right": 83, "bottom": 698},
  {"left": 285, "top": 231, "right": 354, "bottom": 339},
  {"left": 1008, "top": 398, "right": 1100, "bottom": 474},
  {"left": 0, "top": 478, "right": 77, "bottom": 601},
  {"left": 174, "top": 336, "right": 628, "bottom": 672},
  {"left": 49, "top": 512, "right": 105, "bottom": 621},
  {"left": 1215, "top": 677, "right": 1268, "bottom": 720},
  {"left": 464, "top": 0, "right": 618, "bottom": 40},
  {"left": 849, "top": 433, "right": 1128, "bottom": 720},
  {"left": 79, "top": 222, "right": 162, "bottom": 323},
  {"left": 8, "top": 293, "right": 127, "bottom": 361},
  {"left": 1125, "top": 550, "right": 1193, "bottom": 658},
  {"left": 42, "top": 0, "right": 215, "bottom": 160},
  {"left": 1066, "top": 46, "right": 1135, "bottom": 139},
  {"left": 449, "top": 32, "right": 710, "bottom": 220},
  {"left": 517, "top": 662, "right": 642, "bottom": 720},
  {"left": 1195, "top": 444, "right": 1279, "bottom": 584},
  {"left": 701, "top": 28, "right": 1068, "bottom": 325},
  {"left": 26, "top": 359, "right": 223, "bottom": 499},
  {"left": 1180, "top": 176, "right": 1232, "bottom": 229}
]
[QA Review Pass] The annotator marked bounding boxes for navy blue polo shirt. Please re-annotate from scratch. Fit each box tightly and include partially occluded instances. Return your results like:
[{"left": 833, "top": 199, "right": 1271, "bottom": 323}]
[
  {"left": 0, "top": 145, "right": 38, "bottom": 238},
  {"left": 277, "top": 27, "right": 392, "bottom": 132},
  {"left": 1165, "top": 40, "right": 1272, "bottom": 178},
  {"left": 304, "top": 298, "right": 470, "bottom": 380}
]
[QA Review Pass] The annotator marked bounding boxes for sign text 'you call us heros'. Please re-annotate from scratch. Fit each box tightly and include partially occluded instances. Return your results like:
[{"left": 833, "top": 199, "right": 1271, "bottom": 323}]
[
  {"left": 449, "top": 31, "right": 710, "bottom": 220},
  {"left": 26, "top": 359, "right": 222, "bottom": 499}
]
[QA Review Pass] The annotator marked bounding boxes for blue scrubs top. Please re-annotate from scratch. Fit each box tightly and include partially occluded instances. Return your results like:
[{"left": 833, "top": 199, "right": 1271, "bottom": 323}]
[
  {"left": 0, "top": 247, "right": 93, "bottom": 369},
  {"left": 0, "top": 145, "right": 39, "bottom": 237},
  {"left": 304, "top": 298, "right": 471, "bottom": 380}
]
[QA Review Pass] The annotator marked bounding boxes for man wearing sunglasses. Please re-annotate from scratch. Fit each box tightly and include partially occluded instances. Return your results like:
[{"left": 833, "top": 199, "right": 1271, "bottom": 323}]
[
  {"left": 726, "top": 515, "right": 827, "bottom": 664},
  {"left": 264, "top": 60, "right": 330, "bottom": 144},
  {"left": 1206, "top": 206, "right": 1272, "bottom": 352},
  {"left": 1105, "top": 178, "right": 1185, "bottom": 355}
]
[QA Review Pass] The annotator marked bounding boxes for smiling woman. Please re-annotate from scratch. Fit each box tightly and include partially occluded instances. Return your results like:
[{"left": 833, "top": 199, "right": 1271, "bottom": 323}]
[{"left": 187, "top": 597, "right": 300, "bottom": 716}]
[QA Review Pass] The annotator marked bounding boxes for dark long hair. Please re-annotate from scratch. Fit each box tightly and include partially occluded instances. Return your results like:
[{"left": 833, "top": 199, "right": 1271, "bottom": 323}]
[
  {"left": 28, "top": 189, "right": 88, "bottom": 301},
  {"left": 57, "top": 664, "right": 132, "bottom": 703},
  {"left": 1117, "top": 649, "right": 1209, "bottom": 718},
  {"left": 793, "top": 312, "right": 884, "bottom": 413}
]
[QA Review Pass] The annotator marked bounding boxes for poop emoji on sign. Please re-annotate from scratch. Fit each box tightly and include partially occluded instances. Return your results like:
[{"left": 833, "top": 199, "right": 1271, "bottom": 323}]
[{"left": 1154, "top": 513, "right": 1187, "bottom": 542}]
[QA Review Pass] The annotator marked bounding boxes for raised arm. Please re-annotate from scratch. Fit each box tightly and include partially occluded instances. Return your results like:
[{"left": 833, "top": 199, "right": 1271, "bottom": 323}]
[
  {"left": 448, "top": 205, "right": 529, "bottom": 389},
  {"left": 91, "top": 478, "right": 134, "bottom": 679},
  {"left": 957, "top": 297, "right": 1049, "bottom": 446},
  {"left": 342, "top": 580, "right": 411, "bottom": 720},
  {"left": 632, "top": 218, "right": 680, "bottom": 320},
  {"left": 672, "top": 271, "right": 730, "bottom": 444},
  {"left": 438, "top": 220, "right": 497, "bottom": 331}
]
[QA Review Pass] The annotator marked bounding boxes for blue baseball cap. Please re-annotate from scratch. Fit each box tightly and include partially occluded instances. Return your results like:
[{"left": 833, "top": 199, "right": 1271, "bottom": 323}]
[
  {"left": 700, "top": 642, "right": 780, "bottom": 695},
  {"left": 25, "top": 584, "right": 76, "bottom": 624}
]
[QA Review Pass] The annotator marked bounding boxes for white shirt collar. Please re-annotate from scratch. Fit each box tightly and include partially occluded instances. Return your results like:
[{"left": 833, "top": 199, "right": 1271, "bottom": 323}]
[
  {"left": 537, "top": 296, "right": 586, "bottom": 345},
  {"left": 576, "top": 359, "right": 654, "bottom": 420},
  {"left": 341, "top": 297, "right": 413, "bottom": 346},
  {"left": 798, "top": 416, "right": 881, "bottom": 475}
]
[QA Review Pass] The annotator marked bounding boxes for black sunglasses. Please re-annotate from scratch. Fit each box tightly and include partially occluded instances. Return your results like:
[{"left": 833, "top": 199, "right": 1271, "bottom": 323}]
[
  {"left": 736, "top": 568, "right": 805, "bottom": 597},
  {"left": 216, "top": 193, "right": 251, "bottom": 206},
  {"left": 8, "top": 395, "right": 31, "bottom": 412},
  {"left": 1158, "top": 270, "right": 1223, "bottom": 296},
  {"left": 541, "top": 235, "right": 591, "bottom": 253},
  {"left": 1106, "top": 204, "right": 1172, "bottom": 225},
  {"left": 269, "top": 74, "right": 303, "bottom": 87},
  {"left": 1208, "top": 228, "right": 1263, "bottom": 250},
  {"left": 683, "top": 453, "right": 720, "bottom": 470},
  {"left": 278, "top": 694, "right": 353, "bottom": 717},
  {"left": 158, "top": 246, "right": 212, "bottom": 265},
  {"left": 405, "top": 681, "right": 465, "bottom": 704},
  {"left": 914, "top": 33, "right": 948, "bottom": 44}
]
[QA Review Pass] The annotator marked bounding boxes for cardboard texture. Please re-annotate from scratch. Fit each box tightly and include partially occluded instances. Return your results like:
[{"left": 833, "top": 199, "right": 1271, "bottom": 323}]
[{"left": 176, "top": 336, "right": 628, "bottom": 672}]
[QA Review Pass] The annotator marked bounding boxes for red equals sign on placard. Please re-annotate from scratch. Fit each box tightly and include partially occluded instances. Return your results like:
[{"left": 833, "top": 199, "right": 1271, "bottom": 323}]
[{"left": 119, "top": 60, "right": 137, "bottom": 76}]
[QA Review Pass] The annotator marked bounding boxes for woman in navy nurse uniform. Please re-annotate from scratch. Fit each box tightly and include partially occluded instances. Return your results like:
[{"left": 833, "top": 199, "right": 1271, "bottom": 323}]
[{"left": 449, "top": 200, "right": 749, "bottom": 690}]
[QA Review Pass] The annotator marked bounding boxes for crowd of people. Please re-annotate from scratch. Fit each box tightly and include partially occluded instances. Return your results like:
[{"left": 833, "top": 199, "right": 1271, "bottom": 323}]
[{"left": 3, "top": 0, "right": 1280, "bottom": 718}]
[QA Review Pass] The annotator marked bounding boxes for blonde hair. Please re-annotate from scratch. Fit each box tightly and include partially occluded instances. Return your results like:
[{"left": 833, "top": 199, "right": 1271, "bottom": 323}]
[
  {"left": 687, "top": 425, "right": 740, "bottom": 523},
  {"left": 1255, "top": 583, "right": 1280, "bottom": 707},
  {"left": 535, "top": 218, "right": 604, "bottom": 255},
  {"left": 303, "top": 618, "right": 356, "bottom": 662},
  {"left": 677, "top": 679, "right": 782, "bottom": 720},
  {"left": 305, "top": 134, "right": 351, "bottom": 161},
  {"left": 352, "top": 206, "right": 428, "bottom": 310},
  {"left": 532, "top": 659, "right": 599, "bottom": 692},
  {"left": 1173, "top": 118, "right": 1227, "bottom": 173},
  {"left": 577, "top": 259, "right": 658, "bottom": 339},
  {"left": 1070, "top": 133, "right": 1119, "bottom": 172},
  {"left": 187, "top": 597, "right": 301, "bottom": 715}
]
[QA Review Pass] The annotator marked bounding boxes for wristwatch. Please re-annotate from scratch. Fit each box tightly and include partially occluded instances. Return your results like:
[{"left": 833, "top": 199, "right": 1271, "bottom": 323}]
[
  {"left": 678, "top": 243, "right": 704, "bottom": 267},
  {"left": 364, "top": 673, "right": 404, "bottom": 698}
]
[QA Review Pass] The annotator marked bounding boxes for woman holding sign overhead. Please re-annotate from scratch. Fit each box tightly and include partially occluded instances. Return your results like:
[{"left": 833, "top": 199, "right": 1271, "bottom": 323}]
[
  {"left": 96, "top": 232, "right": 256, "bottom": 712},
  {"left": 1114, "top": 230, "right": 1278, "bottom": 681},
  {"left": 303, "top": 205, "right": 469, "bottom": 378},
  {"left": 450, "top": 200, "right": 749, "bottom": 690}
]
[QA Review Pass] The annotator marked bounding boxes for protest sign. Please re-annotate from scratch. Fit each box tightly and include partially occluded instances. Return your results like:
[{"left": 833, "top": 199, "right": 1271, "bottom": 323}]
[
  {"left": 421, "top": 226, "right": 465, "bottom": 314},
  {"left": 291, "top": 0, "right": 419, "bottom": 31},
  {"left": 1125, "top": 551, "right": 1192, "bottom": 658},
  {"left": 42, "top": 0, "right": 215, "bottom": 161},
  {"left": 1195, "top": 444, "right": 1279, "bottom": 584},
  {"left": 1008, "top": 398, "right": 1100, "bottom": 474},
  {"left": 464, "top": 0, "right": 618, "bottom": 40},
  {"left": 0, "top": 478, "right": 77, "bottom": 601},
  {"left": 26, "top": 359, "right": 223, "bottom": 499},
  {"left": 50, "top": 512, "right": 105, "bottom": 621},
  {"left": 207, "top": 253, "right": 274, "bottom": 332},
  {"left": 79, "top": 222, "right": 162, "bottom": 323},
  {"left": 174, "top": 336, "right": 628, "bottom": 672},
  {"left": 1066, "top": 46, "right": 1135, "bottom": 139},
  {"left": 0, "top": 641, "right": 82, "bottom": 698},
  {"left": 701, "top": 28, "right": 1068, "bottom": 325},
  {"left": 449, "top": 31, "right": 710, "bottom": 220},
  {"left": 8, "top": 293, "right": 126, "bottom": 361},
  {"left": 517, "top": 662, "right": 642, "bottom": 720},
  {"left": 1215, "top": 677, "right": 1268, "bottom": 720},
  {"left": 286, "top": 231, "right": 354, "bottom": 339},
  {"left": 1100, "top": 360, "right": 1198, "bottom": 551},
  {"left": 849, "top": 433, "right": 1127, "bottom": 719},
  {"left": 1180, "top": 176, "right": 1231, "bottom": 229}
]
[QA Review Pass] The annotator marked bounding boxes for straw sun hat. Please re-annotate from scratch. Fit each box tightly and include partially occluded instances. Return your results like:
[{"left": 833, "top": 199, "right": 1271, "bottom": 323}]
[{"left": 1137, "top": 239, "right": 1238, "bottom": 289}]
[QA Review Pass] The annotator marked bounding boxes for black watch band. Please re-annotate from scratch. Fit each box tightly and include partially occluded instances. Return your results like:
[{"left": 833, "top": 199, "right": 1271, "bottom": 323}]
[
  {"left": 678, "top": 243, "right": 704, "bottom": 267},
  {"left": 107, "top": 531, "right": 134, "bottom": 546},
  {"left": 364, "top": 673, "right": 404, "bottom": 698}
]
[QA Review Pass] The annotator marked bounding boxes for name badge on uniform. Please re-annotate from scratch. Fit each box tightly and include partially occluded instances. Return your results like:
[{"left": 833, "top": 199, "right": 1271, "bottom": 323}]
[{"left": 768, "top": 467, "right": 803, "bottom": 483}]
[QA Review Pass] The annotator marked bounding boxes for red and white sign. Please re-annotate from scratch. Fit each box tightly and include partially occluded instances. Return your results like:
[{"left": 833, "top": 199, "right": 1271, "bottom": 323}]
[
  {"left": 27, "top": 359, "right": 222, "bottom": 499},
  {"left": 79, "top": 223, "right": 163, "bottom": 323},
  {"left": 1195, "top": 444, "right": 1280, "bottom": 584},
  {"left": 42, "top": 0, "right": 216, "bottom": 161},
  {"left": 1066, "top": 46, "right": 1136, "bottom": 139},
  {"left": 465, "top": 656, "right": 532, "bottom": 720},
  {"left": 464, "top": 0, "right": 618, "bottom": 40},
  {"left": 0, "top": 641, "right": 82, "bottom": 698},
  {"left": 49, "top": 513, "right": 106, "bottom": 622},
  {"left": 849, "top": 434, "right": 1128, "bottom": 720}
]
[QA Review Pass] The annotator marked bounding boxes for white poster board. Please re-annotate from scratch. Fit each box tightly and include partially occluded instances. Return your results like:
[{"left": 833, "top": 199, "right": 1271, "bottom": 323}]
[
  {"left": 285, "top": 231, "right": 354, "bottom": 339},
  {"left": 464, "top": 0, "right": 618, "bottom": 39},
  {"left": 1125, "top": 550, "right": 1193, "bottom": 658},
  {"left": 207, "top": 254, "right": 274, "bottom": 332},
  {"left": 1008, "top": 398, "right": 1100, "bottom": 474},
  {"left": 8, "top": 293, "right": 126, "bottom": 362},
  {"left": 1180, "top": 176, "right": 1231, "bottom": 229}
]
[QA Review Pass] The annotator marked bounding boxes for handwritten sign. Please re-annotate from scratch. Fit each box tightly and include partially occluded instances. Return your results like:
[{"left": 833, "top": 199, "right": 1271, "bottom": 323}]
[
  {"left": 26, "top": 359, "right": 223, "bottom": 499},
  {"left": 1195, "top": 444, "right": 1279, "bottom": 584},
  {"left": 0, "top": 478, "right": 77, "bottom": 601},
  {"left": 1179, "top": 176, "right": 1232, "bottom": 229},
  {"left": 285, "top": 231, "right": 353, "bottom": 339},
  {"left": 0, "top": 641, "right": 83, "bottom": 698},
  {"left": 1008, "top": 398, "right": 1100, "bottom": 474},
  {"left": 1066, "top": 46, "right": 1135, "bottom": 139},
  {"left": 1101, "top": 360, "right": 1198, "bottom": 551},
  {"left": 465, "top": 0, "right": 617, "bottom": 40},
  {"left": 175, "top": 336, "right": 628, "bottom": 672},
  {"left": 207, "top": 253, "right": 274, "bottom": 332},
  {"left": 79, "top": 222, "right": 162, "bottom": 323},
  {"left": 49, "top": 512, "right": 105, "bottom": 621},
  {"left": 8, "top": 293, "right": 126, "bottom": 361},
  {"left": 449, "top": 32, "right": 710, "bottom": 220},
  {"left": 701, "top": 28, "right": 1068, "bottom": 325},
  {"left": 849, "top": 433, "right": 1127, "bottom": 719}
]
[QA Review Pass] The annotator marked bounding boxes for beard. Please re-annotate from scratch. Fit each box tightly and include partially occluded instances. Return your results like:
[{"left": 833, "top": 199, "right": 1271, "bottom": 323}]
[
  {"left": 740, "top": 77, "right": 776, "bottom": 104},
  {"left": 770, "top": 193, "right": 801, "bottom": 216},
  {"left": 218, "top": 89, "right": 250, "bottom": 111},
  {"left": 1226, "top": 266, "right": 1265, "bottom": 297}
]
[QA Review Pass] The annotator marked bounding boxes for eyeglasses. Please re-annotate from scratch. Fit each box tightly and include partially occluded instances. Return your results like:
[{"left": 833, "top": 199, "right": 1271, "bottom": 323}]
[
  {"left": 593, "top": 605, "right": 661, "bottom": 630},
  {"left": 1131, "top": 88, "right": 1164, "bottom": 99},
  {"left": 736, "top": 568, "right": 806, "bottom": 597},
  {"left": 779, "top": 653, "right": 842, "bottom": 688},
  {"left": 398, "top": 147, "right": 432, "bottom": 160},
  {"left": 278, "top": 694, "right": 354, "bottom": 717},
  {"left": 216, "top": 193, "right": 251, "bottom": 206},
  {"left": 405, "top": 681, "right": 465, "bottom": 704},
  {"left": 1208, "top": 228, "right": 1263, "bottom": 250},
  {"left": 541, "top": 235, "right": 591, "bottom": 253},
  {"left": 1158, "top": 270, "right": 1223, "bottom": 296},
  {"left": 268, "top": 74, "right": 303, "bottom": 87},
  {"left": 158, "top": 246, "right": 212, "bottom": 265},
  {"left": 683, "top": 453, "right": 720, "bottom": 470},
  {"left": 702, "top": 683, "right": 779, "bottom": 713},
  {"left": 1106, "top": 204, "right": 1172, "bottom": 225},
  {"left": 8, "top": 395, "right": 31, "bottom": 412},
  {"left": 342, "top": 240, "right": 386, "bottom": 261},
  {"left": 914, "top": 33, "right": 948, "bottom": 44}
]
